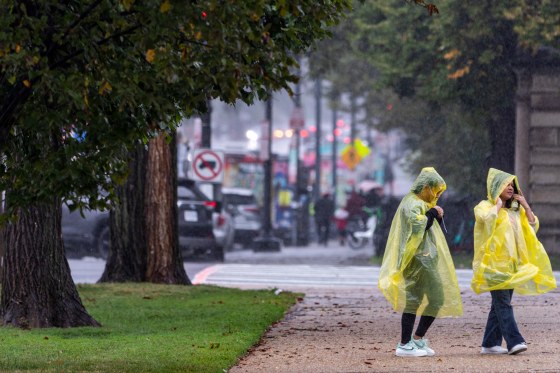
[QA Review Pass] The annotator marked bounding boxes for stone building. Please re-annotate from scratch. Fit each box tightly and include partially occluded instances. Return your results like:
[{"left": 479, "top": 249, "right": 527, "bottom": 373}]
[{"left": 515, "top": 48, "right": 560, "bottom": 254}]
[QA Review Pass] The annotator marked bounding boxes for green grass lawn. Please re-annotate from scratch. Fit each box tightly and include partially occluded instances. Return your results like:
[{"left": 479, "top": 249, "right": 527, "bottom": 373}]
[{"left": 0, "top": 284, "right": 300, "bottom": 373}]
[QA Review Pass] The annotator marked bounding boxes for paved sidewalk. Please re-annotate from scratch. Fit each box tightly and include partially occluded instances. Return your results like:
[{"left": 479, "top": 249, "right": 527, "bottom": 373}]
[{"left": 229, "top": 285, "right": 560, "bottom": 372}]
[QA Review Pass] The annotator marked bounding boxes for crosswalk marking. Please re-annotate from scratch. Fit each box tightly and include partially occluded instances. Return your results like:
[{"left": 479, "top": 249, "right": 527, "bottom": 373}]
[{"left": 192, "top": 264, "right": 479, "bottom": 289}]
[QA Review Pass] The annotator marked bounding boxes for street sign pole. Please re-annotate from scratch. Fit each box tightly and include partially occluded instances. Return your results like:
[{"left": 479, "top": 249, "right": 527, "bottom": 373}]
[
  {"left": 253, "top": 94, "right": 281, "bottom": 252},
  {"left": 331, "top": 106, "right": 338, "bottom": 205},
  {"left": 314, "top": 78, "right": 322, "bottom": 203}
]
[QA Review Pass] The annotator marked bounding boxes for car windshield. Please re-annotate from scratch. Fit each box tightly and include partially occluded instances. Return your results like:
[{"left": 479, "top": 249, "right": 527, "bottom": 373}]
[{"left": 178, "top": 186, "right": 199, "bottom": 199}]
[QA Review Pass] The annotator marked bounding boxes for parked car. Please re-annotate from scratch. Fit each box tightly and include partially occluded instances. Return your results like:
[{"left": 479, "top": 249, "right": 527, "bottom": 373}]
[
  {"left": 222, "top": 187, "right": 262, "bottom": 247},
  {"left": 62, "top": 205, "right": 110, "bottom": 259},
  {"left": 62, "top": 180, "right": 233, "bottom": 262},
  {"left": 177, "top": 179, "right": 233, "bottom": 261}
]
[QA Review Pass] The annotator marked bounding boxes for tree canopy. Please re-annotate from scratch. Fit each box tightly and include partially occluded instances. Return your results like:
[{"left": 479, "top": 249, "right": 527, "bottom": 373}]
[
  {"left": 0, "top": 0, "right": 351, "bottom": 218},
  {"left": 309, "top": 0, "right": 559, "bottom": 197}
]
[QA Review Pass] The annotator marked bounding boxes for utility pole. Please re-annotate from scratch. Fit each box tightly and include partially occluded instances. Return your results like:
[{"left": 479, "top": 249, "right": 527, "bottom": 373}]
[
  {"left": 200, "top": 100, "right": 212, "bottom": 148},
  {"left": 332, "top": 107, "right": 338, "bottom": 205},
  {"left": 314, "top": 78, "right": 322, "bottom": 202},
  {"left": 199, "top": 100, "right": 222, "bottom": 207},
  {"left": 291, "top": 57, "right": 305, "bottom": 246},
  {"left": 253, "top": 95, "right": 281, "bottom": 252},
  {"left": 294, "top": 60, "right": 302, "bottom": 203},
  {"left": 350, "top": 95, "right": 356, "bottom": 145}
]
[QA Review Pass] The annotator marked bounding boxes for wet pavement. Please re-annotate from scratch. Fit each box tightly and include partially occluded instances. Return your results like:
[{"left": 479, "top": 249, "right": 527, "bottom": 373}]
[{"left": 225, "top": 240, "right": 560, "bottom": 373}]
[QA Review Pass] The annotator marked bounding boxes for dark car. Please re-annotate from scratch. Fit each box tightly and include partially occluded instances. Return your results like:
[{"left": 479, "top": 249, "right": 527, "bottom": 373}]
[
  {"left": 62, "top": 205, "right": 110, "bottom": 259},
  {"left": 177, "top": 179, "right": 226, "bottom": 261},
  {"left": 62, "top": 179, "right": 227, "bottom": 261}
]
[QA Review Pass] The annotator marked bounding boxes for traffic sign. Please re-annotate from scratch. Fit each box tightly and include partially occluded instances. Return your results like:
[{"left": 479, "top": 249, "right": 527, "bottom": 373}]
[
  {"left": 341, "top": 146, "right": 360, "bottom": 170},
  {"left": 340, "top": 139, "right": 371, "bottom": 170},
  {"left": 191, "top": 149, "right": 224, "bottom": 183}
]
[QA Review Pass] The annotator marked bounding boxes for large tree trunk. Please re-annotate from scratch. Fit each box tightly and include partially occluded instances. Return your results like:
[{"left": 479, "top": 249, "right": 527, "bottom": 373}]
[
  {"left": 0, "top": 198, "right": 100, "bottom": 328},
  {"left": 99, "top": 145, "right": 148, "bottom": 282},
  {"left": 487, "top": 107, "right": 516, "bottom": 173},
  {"left": 0, "top": 192, "right": 4, "bottom": 280},
  {"left": 145, "top": 134, "right": 190, "bottom": 284}
]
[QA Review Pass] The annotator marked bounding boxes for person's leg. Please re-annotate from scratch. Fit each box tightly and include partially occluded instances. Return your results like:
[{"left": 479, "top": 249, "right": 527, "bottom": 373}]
[
  {"left": 401, "top": 313, "right": 416, "bottom": 344},
  {"left": 481, "top": 296, "right": 503, "bottom": 348},
  {"left": 316, "top": 221, "right": 325, "bottom": 244},
  {"left": 320, "top": 222, "right": 328, "bottom": 244},
  {"left": 324, "top": 221, "right": 330, "bottom": 246},
  {"left": 490, "top": 289, "right": 525, "bottom": 351},
  {"left": 415, "top": 316, "right": 435, "bottom": 338},
  {"left": 414, "top": 266, "right": 443, "bottom": 338},
  {"left": 396, "top": 312, "right": 427, "bottom": 357},
  {"left": 411, "top": 315, "right": 436, "bottom": 356}
]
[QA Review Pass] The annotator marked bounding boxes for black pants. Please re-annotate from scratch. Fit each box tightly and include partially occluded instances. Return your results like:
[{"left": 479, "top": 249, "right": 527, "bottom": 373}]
[
  {"left": 401, "top": 313, "right": 435, "bottom": 344},
  {"left": 316, "top": 220, "right": 330, "bottom": 244}
]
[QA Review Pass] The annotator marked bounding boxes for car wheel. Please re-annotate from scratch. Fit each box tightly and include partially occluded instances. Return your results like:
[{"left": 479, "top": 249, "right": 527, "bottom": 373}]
[
  {"left": 96, "top": 225, "right": 110, "bottom": 259},
  {"left": 212, "top": 245, "right": 224, "bottom": 262}
]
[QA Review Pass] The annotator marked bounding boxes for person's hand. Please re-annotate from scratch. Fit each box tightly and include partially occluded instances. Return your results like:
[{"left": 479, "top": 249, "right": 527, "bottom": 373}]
[
  {"left": 434, "top": 206, "right": 444, "bottom": 218},
  {"left": 513, "top": 194, "right": 529, "bottom": 210}
]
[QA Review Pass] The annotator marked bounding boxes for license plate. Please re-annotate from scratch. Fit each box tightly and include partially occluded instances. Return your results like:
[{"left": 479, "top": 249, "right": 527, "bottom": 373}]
[{"left": 184, "top": 210, "right": 198, "bottom": 222}]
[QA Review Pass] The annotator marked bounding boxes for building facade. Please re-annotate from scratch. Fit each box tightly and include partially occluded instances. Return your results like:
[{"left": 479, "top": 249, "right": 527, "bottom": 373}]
[{"left": 515, "top": 52, "right": 560, "bottom": 254}]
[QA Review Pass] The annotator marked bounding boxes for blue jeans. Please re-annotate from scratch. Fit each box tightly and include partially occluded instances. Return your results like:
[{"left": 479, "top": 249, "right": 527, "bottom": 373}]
[{"left": 482, "top": 289, "right": 525, "bottom": 350}]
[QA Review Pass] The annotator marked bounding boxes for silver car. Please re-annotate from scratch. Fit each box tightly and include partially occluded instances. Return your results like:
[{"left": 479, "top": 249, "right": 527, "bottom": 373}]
[{"left": 222, "top": 187, "right": 262, "bottom": 247}]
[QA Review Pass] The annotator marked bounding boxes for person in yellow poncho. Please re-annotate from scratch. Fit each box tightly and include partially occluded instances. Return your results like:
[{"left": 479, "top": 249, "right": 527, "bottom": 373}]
[
  {"left": 472, "top": 168, "right": 556, "bottom": 356},
  {"left": 378, "top": 167, "right": 463, "bottom": 357}
]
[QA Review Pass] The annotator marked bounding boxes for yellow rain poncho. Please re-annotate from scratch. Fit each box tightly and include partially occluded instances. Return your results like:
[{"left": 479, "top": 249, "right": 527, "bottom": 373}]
[
  {"left": 471, "top": 168, "right": 556, "bottom": 295},
  {"left": 378, "top": 167, "right": 463, "bottom": 317}
]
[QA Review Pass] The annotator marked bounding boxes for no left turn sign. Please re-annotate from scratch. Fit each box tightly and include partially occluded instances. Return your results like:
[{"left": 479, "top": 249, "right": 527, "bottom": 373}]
[{"left": 191, "top": 149, "right": 224, "bottom": 183}]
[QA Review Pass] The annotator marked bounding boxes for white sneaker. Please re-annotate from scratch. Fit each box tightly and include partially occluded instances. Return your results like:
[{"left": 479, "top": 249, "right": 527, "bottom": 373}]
[
  {"left": 481, "top": 346, "right": 508, "bottom": 354},
  {"left": 395, "top": 341, "right": 428, "bottom": 357},
  {"left": 412, "top": 337, "right": 435, "bottom": 356},
  {"left": 508, "top": 343, "right": 527, "bottom": 355}
]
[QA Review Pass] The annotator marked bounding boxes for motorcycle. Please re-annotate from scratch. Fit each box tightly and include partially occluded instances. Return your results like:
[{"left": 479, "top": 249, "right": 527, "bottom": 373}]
[{"left": 347, "top": 213, "right": 377, "bottom": 252}]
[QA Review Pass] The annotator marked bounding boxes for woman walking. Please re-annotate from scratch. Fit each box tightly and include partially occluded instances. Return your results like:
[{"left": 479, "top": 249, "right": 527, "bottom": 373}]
[
  {"left": 378, "top": 167, "right": 463, "bottom": 357},
  {"left": 472, "top": 168, "right": 556, "bottom": 355}
]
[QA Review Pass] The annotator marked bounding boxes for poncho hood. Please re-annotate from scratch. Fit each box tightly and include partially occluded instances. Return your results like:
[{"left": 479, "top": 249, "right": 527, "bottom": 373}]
[
  {"left": 410, "top": 167, "right": 446, "bottom": 207},
  {"left": 486, "top": 168, "right": 520, "bottom": 204}
]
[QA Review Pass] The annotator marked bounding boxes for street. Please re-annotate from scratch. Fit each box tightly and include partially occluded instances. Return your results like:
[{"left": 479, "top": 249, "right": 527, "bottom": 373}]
[
  {"left": 68, "top": 240, "right": 376, "bottom": 285},
  {"left": 69, "top": 243, "right": 559, "bottom": 290}
]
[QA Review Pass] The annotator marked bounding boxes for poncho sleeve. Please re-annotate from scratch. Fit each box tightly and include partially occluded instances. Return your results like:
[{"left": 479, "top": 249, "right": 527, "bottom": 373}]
[{"left": 397, "top": 201, "right": 430, "bottom": 272}]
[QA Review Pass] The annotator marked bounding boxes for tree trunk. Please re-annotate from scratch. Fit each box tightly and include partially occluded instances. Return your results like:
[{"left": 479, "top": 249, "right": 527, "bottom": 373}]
[
  {"left": 487, "top": 106, "right": 516, "bottom": 173},
  {"left": 145, "top": 134, "right": 190, "bottom": 284},
  {"left": 99, "top": 145, "right": 148, "bottom": 282},
  {"left": 0, "top": 192, "right": 4, "bottom": 280},
  {"left": 1, "top": 198, "right": 100, "bottom": 328}
]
